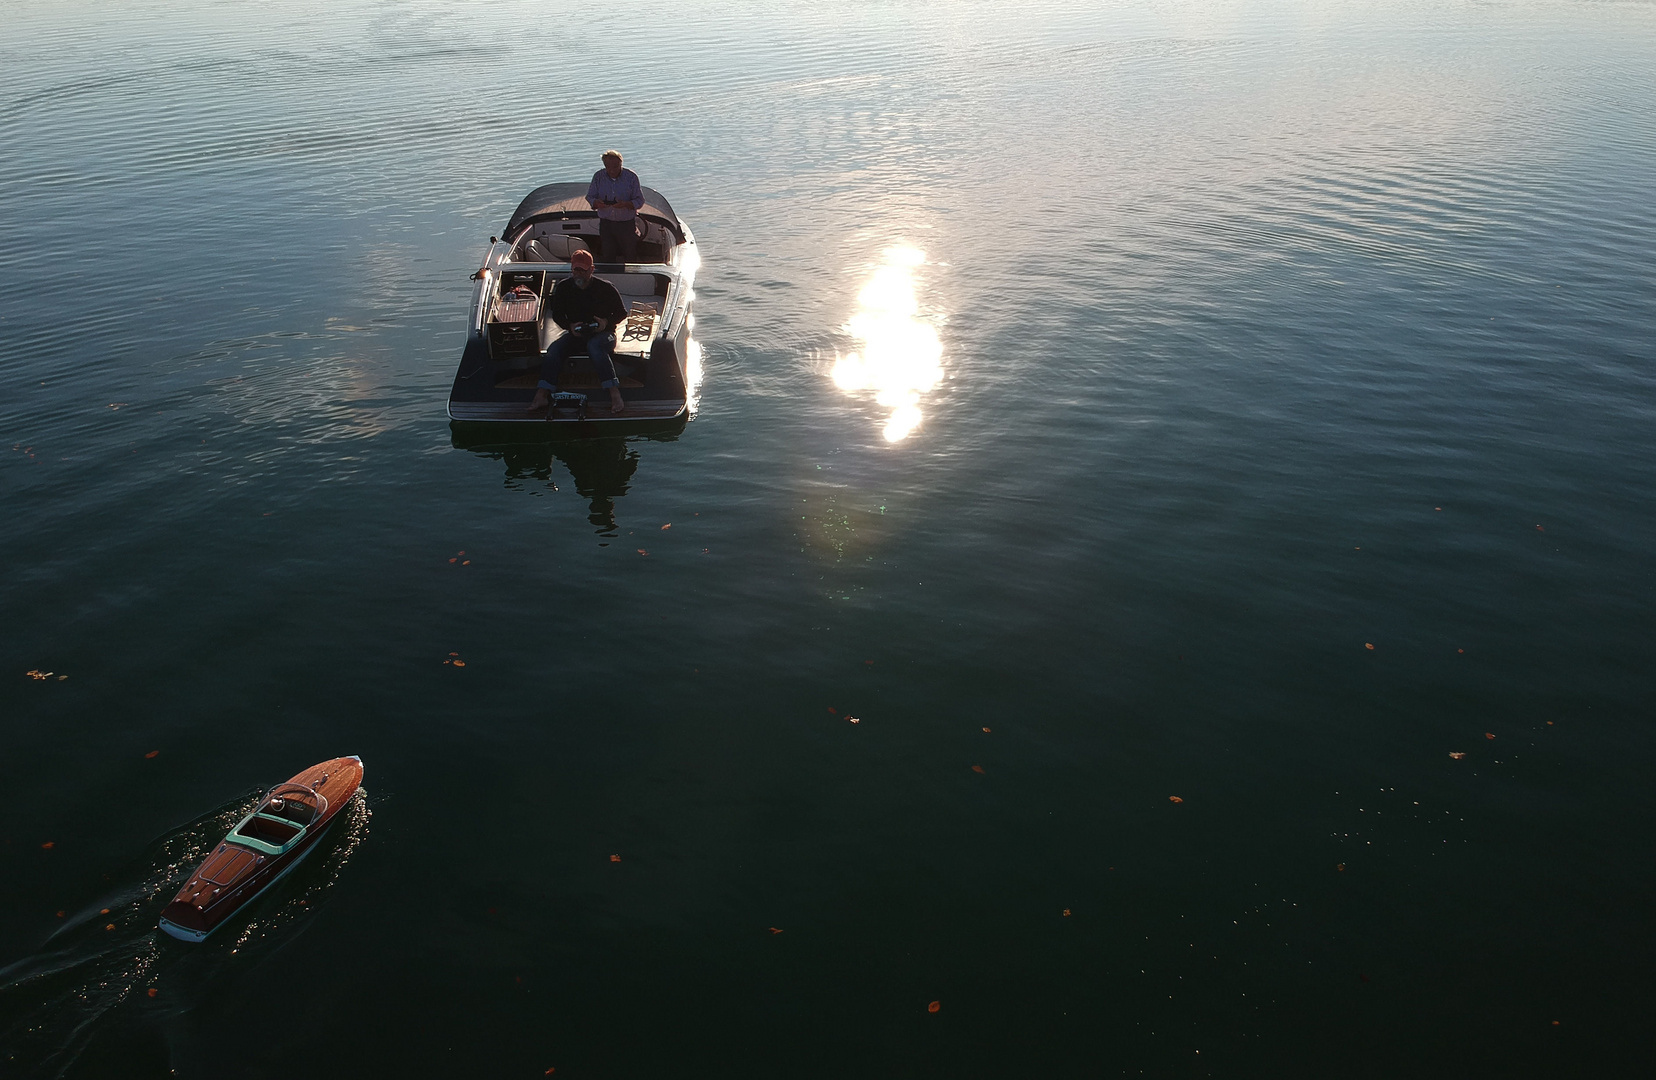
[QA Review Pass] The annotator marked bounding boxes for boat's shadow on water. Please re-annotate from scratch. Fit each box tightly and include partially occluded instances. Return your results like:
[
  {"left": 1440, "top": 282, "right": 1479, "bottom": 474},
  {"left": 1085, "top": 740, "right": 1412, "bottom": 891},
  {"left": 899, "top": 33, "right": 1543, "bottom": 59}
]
[
  {"left": 454, "top": 423, "right": 685, "bottom": 535},
  {"left": 0, "top": 793, "right": 371, "bottom": 1078}
]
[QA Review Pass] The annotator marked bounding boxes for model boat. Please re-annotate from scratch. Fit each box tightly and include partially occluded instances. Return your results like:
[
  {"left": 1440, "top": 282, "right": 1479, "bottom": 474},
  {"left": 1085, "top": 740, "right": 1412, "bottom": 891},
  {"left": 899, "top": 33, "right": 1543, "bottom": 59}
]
[
  {"left": 158, "top": 756, "right": 364, "bottom": 942},
  {"left": 446, "top": 183, "right": 700, "bottom": 427}
]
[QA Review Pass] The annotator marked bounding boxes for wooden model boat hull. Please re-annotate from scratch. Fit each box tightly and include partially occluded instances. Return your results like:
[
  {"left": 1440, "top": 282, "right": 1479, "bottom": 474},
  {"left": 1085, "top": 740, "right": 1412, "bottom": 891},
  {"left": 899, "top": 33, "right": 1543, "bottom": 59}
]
[{"left": 158, "top": 756, "right": 363, "bottom": 943}]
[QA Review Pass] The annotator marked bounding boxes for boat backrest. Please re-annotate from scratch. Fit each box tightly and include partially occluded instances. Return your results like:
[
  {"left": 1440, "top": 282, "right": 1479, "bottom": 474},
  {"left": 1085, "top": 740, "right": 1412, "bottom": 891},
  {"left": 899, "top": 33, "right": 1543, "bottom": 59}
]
[
  {"left": 638, "top": 219, "right": 676, "bottom": 249},
  {"left": 517, "top": 229, "right": 590, "bottom": 261},
  {"left": 517, "top": 239, "right": 554, "bottom": 262},
  {"left": 600, "top": 273, "right": 669, "bottom": 299}
]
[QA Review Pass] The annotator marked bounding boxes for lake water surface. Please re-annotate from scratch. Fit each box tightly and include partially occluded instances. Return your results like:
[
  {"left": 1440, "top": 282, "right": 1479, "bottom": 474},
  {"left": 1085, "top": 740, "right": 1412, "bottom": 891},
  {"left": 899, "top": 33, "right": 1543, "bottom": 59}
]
[{"left": 2, "top": 1, "right": 1654, "bottom": 1076}]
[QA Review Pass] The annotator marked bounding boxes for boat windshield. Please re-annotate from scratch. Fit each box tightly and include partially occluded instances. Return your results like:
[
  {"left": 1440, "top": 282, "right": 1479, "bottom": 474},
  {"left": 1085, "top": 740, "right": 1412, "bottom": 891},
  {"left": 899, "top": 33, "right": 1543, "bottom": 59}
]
[{"left": 258, "top": 782, "right": 326, "bottom": 827}]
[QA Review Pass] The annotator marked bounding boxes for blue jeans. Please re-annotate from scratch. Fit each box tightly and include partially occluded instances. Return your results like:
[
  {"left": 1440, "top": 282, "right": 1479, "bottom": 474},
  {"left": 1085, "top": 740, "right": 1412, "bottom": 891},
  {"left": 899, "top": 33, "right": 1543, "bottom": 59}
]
[{"left": 538, "top": 331, "right": 618, "bottom": 391}]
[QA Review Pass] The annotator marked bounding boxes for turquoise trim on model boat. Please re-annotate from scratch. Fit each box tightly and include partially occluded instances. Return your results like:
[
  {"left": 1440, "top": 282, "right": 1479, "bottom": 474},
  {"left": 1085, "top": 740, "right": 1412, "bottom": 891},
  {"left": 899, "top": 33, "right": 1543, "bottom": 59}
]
[
  {"left": 227, "top": 812, "right": 308, "bottom": 856},
  {"left": 158, "top": 916, "right": 210, "bottom": 942}
]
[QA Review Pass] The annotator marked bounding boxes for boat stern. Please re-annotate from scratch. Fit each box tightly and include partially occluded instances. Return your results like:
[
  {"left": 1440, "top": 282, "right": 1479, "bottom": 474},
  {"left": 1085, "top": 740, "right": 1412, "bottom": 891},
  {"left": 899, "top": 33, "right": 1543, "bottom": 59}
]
[{"left": 158, "top": 908, "right": 211, "bottom": 942}]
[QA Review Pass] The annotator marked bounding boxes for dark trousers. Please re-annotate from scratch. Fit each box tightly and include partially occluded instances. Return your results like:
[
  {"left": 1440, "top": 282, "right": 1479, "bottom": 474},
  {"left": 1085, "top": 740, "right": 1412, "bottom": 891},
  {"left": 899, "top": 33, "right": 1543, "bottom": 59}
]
[
  {"left": 598, "top": 217, "right": 638, "bottom": 262},
  {"left": 538, "top": 332, "right": 619, "bottom": 391}
]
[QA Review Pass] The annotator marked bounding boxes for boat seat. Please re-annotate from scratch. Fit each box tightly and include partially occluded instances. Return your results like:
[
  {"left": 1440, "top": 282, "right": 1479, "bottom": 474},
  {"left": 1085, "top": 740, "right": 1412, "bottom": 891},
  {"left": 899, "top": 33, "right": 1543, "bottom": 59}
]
[
  {"left": 516, "top": 231, "right": 590, "bottom": 262},
  {"left": 517, "top": 239, "right": 554, "bottom": 262},
  {"left": 229, "top": 812, "right": 307, "bottom": 855},
  {"left": 601, "top": 273, "right": 669, "bottom": 298},
  {"left": 541, "top": 272, "right": 666, "bottom": 307}
]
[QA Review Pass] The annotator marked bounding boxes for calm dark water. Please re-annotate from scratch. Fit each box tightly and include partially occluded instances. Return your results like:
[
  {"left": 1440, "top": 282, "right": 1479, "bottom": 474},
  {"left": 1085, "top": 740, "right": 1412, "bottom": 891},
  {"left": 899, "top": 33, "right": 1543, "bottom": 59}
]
[{"left": 3, "top": 1, "right": 1655, "bottom": 1076}]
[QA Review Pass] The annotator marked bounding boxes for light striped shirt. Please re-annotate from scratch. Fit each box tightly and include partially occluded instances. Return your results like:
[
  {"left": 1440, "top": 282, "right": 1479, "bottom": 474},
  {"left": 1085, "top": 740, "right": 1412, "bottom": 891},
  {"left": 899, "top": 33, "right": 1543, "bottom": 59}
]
[{"left": 587, "top": 168, "right": 644, "bottom": 222}]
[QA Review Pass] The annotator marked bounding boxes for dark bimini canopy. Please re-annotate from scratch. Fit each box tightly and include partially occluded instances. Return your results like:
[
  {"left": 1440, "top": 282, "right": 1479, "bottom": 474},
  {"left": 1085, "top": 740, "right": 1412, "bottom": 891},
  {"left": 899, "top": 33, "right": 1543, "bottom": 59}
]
[{"left": 504, "top": 183, "right": 684, "bottom": 243}]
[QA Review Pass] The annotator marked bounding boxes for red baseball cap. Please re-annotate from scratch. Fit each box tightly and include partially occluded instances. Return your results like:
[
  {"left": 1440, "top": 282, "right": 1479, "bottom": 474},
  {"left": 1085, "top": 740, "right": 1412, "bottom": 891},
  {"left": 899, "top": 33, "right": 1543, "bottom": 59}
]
[{"left": 570, "top": 249, "right": 594, "bottom": 269}]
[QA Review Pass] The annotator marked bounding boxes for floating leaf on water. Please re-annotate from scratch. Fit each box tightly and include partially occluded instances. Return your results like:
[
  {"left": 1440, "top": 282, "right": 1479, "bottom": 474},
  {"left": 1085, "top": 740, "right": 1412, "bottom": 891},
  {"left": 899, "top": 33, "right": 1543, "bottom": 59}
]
[
  {"left": 145, "top": 750, "right": 159, "bottom": 759},
  {"left": 100, "top": 908, "right": 109, "bottom": 915},
  {"left": 1485, "top": 732, "right": 1495, "bottom": 740},
  {"left": 610, "top": 854, "right": 621, "bottom": 863},
  {"left": 1169, "top": 796, "right": 1183, "bottom": 803},
  {"left": 637, "top": 549, "right": 648, "bottom": 555},
  {"left": 927, "top": 1001, "right": 941, "bottom": 1013},
  {"left": 769, "top": 927, "right": 784, "bottom": 934},
  {"left": 1458, "top": 648, "right": 1465, "bottom": 653},
  {"left": 1063, "top": 909, "right": 1071, "bottom": 916},
  {"left": 104, "top": 923, "right": 114, "bottom": 931},
  {"left": 449, "top": 558, "right": 457, "bottom": 563},
  {"left": 26, "top": 669, "right": 51, "bottom": 680},
  {"left": 56, "top": 911, "right": 64, "bottom": 918},
  {"left": 1364, "top": 643, "right": 1375, "bottom": 650},
  {"left": 847, "top": 716, "right": 860, "bottom": 724},
  {"left": 452, "top": 660, "right": 466, "bottom": 668},
  {"left": 449, "top": 652, "right": 459, "bottom": 656},
  {"left": 1337, "top": 863, "right": 1346, "bottom": 871},
  {"left": 971, "top": 765, "right": 985, "bottom": 774},
  {"left": 661, "top": 523, "right": 671, "bottom": 530},
  {"left": 864, "top": 660, "right": 874, "bottom": 665},
  {"left": 981, "top": 727, "right": 991, "bottom": 733},
  {"left": 462, "top": 560, "right": 471, "bottom": 566},
  {"left": 1449, "top": 752, "right": 1466, "bottom": 760},
  {"left": 147, "top": 987, "right": 159, "bottom": 998},
  {"left": 40, "top": 842, "right": 54, "bottom": 849}
]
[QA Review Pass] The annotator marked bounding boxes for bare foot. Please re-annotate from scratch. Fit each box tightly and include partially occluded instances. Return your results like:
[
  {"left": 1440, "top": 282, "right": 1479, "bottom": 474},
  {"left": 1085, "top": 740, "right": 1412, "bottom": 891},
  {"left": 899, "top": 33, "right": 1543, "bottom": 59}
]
[
  {"left": 527, "top": 388, "right": 550, "bottom": 413},
  {"left": 609, "top": 389, "right": 626, "bottom": 414}
]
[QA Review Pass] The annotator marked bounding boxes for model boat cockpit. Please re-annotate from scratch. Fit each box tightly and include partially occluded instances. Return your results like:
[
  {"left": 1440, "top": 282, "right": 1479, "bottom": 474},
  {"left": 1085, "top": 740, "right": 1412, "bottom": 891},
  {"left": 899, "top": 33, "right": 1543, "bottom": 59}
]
[
  {"left": 447, "top": 183, "right": 699, "bottom": 427},
  {"left": 227, "top": 783, "right": 326, "bottom": 854}
]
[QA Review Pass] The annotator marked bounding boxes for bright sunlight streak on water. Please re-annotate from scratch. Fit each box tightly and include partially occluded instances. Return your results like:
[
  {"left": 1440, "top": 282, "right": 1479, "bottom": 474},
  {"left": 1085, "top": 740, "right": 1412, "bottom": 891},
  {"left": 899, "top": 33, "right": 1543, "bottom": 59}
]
[
  {"left": 685, "top": 337, "right": 704, "bottom": 419},
  {"left": 831, "top": 246, "right": 943, "bottom": 442}
]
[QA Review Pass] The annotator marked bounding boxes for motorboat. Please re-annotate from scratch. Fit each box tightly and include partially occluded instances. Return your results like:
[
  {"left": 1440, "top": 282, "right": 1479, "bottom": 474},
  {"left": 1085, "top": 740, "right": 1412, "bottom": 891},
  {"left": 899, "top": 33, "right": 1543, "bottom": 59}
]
[
  {"left": 447, "top": 183, "right": 700, "bottom": 427},
  {"left": 158, "top": 756, "right": 364, "bottom": 942}
]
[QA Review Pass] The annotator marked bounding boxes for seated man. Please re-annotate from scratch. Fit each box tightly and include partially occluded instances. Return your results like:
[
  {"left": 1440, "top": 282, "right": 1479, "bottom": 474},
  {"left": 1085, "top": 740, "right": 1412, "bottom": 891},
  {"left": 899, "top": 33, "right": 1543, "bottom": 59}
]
[{"left": 529, "top": 249, "right": 629, "bottom": 415}]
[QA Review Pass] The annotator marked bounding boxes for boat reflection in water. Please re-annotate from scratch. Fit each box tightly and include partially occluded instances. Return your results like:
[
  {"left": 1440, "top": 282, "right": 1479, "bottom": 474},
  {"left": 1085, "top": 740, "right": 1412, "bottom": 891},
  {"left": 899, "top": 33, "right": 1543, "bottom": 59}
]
[
  {"left": 831, "top": 246, "right": 944, "bottom": 442},
  {"left": 451, "top": 339, "right": 702, "bottom": 533}
]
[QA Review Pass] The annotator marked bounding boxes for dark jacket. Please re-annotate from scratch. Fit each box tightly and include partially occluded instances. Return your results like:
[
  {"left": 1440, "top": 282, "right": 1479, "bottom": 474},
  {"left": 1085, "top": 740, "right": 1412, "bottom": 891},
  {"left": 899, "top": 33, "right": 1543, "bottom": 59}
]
[{"left": 549, "top": 276, "right": 627, "bottom": 335}]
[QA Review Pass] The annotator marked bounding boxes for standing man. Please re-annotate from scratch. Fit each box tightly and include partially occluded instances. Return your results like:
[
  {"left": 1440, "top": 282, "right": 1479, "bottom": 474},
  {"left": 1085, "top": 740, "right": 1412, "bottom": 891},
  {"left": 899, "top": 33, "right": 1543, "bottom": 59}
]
[
  {"left": 586, "top": 150, "right": 644, "bottom": 263},
  {"left": 529, "top": 249, "right": 629, "bottom": 415}
]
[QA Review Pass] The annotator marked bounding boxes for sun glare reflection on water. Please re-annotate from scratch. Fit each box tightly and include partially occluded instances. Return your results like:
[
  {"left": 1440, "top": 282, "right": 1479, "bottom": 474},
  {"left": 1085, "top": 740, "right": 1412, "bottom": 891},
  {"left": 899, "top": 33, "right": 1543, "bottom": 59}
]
[
  {"left": 831, "top": 246, "right": 943, "bottom": 442},
  {"left": 685, "top": 337, "right": 704, "bottom": 419}
]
